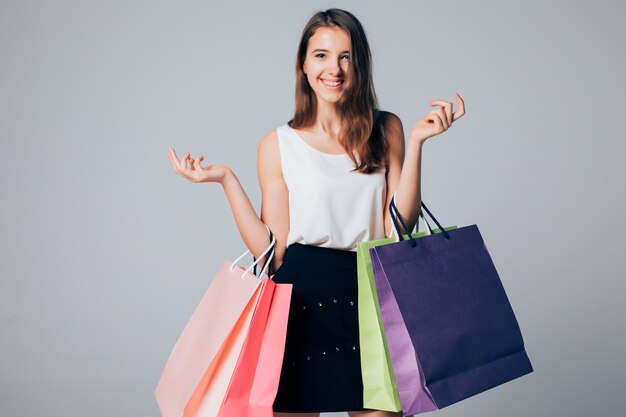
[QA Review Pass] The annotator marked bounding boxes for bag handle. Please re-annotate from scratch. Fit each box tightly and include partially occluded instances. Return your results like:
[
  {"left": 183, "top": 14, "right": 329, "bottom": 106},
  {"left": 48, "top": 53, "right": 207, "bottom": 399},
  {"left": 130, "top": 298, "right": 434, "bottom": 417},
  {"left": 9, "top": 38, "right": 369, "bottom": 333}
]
[
  {"left": 253, "top": 227, "right": 275, "bottom": 277},
  {"left": 389, "top": 195, "right": 450, "bottom": 247},
  {"left": 389, "top": 192, "right": 433, "bottom": 239},
  {"left": 229, "top": 224, "right": 276, "bottom": 279}
]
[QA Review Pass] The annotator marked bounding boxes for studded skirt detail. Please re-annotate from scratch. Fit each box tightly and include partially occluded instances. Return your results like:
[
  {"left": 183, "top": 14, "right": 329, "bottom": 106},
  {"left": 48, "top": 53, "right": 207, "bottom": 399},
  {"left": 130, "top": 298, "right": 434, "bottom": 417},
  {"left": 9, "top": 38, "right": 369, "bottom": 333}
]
[{"left": 270, "top": 243, "right": 368, "bottom": 413}]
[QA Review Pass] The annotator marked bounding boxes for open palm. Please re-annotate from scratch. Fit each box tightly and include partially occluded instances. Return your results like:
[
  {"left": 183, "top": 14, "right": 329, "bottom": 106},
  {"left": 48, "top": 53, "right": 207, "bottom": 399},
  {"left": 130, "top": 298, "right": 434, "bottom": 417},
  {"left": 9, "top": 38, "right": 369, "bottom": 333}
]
[{"left": 167, "top": 148, "right": 229, "bottom": 184}]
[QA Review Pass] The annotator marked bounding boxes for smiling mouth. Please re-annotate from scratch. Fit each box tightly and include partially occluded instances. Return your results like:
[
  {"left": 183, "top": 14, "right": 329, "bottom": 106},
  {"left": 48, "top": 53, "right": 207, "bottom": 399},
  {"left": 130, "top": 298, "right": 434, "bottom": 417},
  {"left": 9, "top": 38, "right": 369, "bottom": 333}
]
[{"left": 321, "top": 79, "right": 344, "bottom": 88}]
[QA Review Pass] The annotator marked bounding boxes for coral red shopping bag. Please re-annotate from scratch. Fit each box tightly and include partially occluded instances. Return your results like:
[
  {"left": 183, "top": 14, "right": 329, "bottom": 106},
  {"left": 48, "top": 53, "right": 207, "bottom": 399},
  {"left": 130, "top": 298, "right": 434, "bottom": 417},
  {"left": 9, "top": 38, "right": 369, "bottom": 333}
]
[{"left": 217, "top": 281, "right": 292, "bottom": 417}]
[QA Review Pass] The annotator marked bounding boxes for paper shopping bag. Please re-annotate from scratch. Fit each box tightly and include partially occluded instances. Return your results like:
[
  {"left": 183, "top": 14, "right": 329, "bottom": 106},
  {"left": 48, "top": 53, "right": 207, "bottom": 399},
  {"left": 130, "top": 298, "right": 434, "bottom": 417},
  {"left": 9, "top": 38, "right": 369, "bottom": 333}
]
[
  {"left": 216, "top": 228, "right": 290, "bottom": 417},
  {"left": 358, "top": 215, "right": 456, "bottom": 414},
  {"left": 356, "top": 236, "right": 401, "bottom": 412},
  {"left": 370, "top": 198, "right": 533, "bottom": 412},
  {"left": 216, "top": 277, "right": 275, "bottom": 417},
  {"left": 188, "top": 277, "right": 272, "bottom": 417},
  {"left": 247, "top": 283, "right": 292, "bottom": 417},
  {"left": 155, "top": 237, "right": 276, "bottom": 417}
]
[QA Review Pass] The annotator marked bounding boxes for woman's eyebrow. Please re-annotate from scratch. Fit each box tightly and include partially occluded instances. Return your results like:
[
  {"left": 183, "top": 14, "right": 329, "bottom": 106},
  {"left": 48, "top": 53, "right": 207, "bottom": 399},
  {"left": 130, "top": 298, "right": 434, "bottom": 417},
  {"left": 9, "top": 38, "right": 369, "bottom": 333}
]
[{"left": 311, "top": 48, "right": 350, "bottom": 53}]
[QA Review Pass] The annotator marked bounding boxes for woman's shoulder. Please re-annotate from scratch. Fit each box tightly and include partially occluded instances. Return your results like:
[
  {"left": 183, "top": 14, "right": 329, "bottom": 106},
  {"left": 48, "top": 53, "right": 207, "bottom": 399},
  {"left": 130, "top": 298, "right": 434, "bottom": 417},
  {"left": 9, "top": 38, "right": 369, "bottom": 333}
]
[
  {"left": 257, "top": 122, "right": 291, "bottom": 146},
  {"left": 378, "top": 110, "right": 405, "bottom": 163},
  {"left": 257, "top": 127, "right": 279, "bottom": 157},
  {"left": 378, "top": 110, "right": 402, "bottom": 131},
  {"left": 378, "top": 110, "right": 404, "bottom": 144},
  {"left": 257, "top": 124, "right": 291, "bottom": 171},
  {"left": 258, "top": 121, "right": 300, "bottom": 156}
]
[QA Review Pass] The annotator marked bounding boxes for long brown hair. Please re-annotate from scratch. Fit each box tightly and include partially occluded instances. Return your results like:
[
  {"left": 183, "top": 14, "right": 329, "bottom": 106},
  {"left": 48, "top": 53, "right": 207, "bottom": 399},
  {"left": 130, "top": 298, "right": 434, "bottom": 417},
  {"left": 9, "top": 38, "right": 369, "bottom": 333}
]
[{"left": 289, "top": 8, "right": 388, "bottom": 174}]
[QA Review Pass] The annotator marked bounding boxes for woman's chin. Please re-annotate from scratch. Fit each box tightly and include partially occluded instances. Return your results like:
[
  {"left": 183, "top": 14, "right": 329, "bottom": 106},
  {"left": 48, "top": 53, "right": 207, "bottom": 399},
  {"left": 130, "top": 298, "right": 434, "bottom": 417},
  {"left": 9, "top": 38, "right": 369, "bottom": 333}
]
[{"left": 316, "top": 93, "right": 343, "bottom": 105}]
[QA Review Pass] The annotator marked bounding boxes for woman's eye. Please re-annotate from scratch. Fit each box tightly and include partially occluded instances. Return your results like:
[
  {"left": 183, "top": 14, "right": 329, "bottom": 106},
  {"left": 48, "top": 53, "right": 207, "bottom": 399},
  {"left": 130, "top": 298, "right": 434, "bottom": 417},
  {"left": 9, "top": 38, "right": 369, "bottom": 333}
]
[{"left": 313, "top": 53, "right": 349, "bottom": 59}]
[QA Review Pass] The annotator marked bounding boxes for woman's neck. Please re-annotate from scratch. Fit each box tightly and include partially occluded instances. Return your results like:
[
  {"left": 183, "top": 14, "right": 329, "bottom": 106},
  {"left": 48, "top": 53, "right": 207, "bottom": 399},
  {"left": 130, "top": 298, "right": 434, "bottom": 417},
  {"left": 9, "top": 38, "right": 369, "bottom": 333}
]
[{"left": 313, "top": 100, "right": 342, "bottom": 137}]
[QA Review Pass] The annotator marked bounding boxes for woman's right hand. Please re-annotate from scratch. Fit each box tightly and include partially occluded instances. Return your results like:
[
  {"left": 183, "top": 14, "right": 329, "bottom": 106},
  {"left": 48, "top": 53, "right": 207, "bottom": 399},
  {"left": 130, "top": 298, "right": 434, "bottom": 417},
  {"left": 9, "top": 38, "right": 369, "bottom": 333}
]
[{"left": 167, "top": 147, "right": 231, "bottom": 184}]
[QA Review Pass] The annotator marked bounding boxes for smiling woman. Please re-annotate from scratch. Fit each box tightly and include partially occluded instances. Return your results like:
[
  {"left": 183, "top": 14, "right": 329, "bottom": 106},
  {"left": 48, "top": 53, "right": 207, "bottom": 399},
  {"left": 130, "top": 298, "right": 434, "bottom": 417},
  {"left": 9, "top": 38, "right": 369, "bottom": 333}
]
[
  {"left": 166, "top": 6, "right": 465, "bottom": 417},
  {"left": 303, "top": 31, "right": 350, "bottom": 93},
  {"left": 291, "top": 11, "right": 388, "bottom": 174}
]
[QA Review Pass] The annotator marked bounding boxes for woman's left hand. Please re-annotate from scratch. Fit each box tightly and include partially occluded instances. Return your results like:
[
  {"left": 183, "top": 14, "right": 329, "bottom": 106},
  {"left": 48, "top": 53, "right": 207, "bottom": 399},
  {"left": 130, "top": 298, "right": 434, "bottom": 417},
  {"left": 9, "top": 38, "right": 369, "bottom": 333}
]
[{"left": 409, "top": 92, "right": 466, "bottom": 144}]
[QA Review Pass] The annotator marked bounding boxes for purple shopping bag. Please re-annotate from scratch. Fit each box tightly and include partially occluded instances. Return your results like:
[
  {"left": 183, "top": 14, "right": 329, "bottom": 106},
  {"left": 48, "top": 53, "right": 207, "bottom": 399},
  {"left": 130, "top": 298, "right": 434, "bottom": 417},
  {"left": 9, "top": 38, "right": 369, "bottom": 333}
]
[
  {"left": 370, "top": 198, "right": 533, "bottom": 411},
  {"left": 371, "top": 228, "right": 437, "bottom": 415}
]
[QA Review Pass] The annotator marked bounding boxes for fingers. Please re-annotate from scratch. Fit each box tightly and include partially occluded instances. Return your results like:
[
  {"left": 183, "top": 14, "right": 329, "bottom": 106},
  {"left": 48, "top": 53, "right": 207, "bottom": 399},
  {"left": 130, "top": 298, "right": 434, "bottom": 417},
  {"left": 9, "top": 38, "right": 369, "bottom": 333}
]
[
  {"left": 168, "top": 148, "right": 184, "bottom": 172},
  {"left": 171, "top": 148, "right": 190, "bottom": 168},
  {"left": 167, "top": 148, "right": 177, "bottom": 169},
  {"left": 433, "top": 113, "right": 444, "bottom": 130},
  {"left": 427, "top": 110, "right": 447, "bottom": 131},
  {"left": 425, "top": 112, "right": 444, "bottom": 131},
  {"left": 452, "top": 92, "right": 466, "bottom": 121},
  {"left": 429, "top": 92, "right": 466, "bottom": 125},
  {"left": 429, "top": 100, "right": 453, "bottom": 127},
  {"left": 428, "top": 108, "right": 449, "bottom": 130},
  {"left": 191, "top": 155, "right": 205, "bottom": 171},
  {"left": 181, "top": 151, "right": 190, "bottom": 170},
  {"left": 168, "top": 147, "right": 193, "bottom": 177}
]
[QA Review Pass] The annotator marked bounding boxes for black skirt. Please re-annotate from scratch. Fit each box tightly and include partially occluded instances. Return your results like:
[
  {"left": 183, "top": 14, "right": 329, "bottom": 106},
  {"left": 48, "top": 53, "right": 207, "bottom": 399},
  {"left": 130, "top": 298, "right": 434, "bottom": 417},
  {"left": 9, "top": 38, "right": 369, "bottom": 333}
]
[{"left": 270, "top": 243, "right": 370, "bottom": 413}]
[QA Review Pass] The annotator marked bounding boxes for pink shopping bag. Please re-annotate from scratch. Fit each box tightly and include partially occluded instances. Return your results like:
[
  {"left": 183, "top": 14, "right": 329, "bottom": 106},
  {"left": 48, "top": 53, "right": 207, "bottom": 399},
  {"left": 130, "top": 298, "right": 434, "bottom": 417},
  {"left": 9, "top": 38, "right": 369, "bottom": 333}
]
[
  {"left": 185, "top": 278, "right": 272, "bottom": 417},
  {"left": 218, "top": 282, "right": 292, "bottom": 417},
  {"left": 248, "top": 283, "right": 291, "bottom": 417},
  {"left": 155, "top": 239, "right": 276, "bottom": 417}
]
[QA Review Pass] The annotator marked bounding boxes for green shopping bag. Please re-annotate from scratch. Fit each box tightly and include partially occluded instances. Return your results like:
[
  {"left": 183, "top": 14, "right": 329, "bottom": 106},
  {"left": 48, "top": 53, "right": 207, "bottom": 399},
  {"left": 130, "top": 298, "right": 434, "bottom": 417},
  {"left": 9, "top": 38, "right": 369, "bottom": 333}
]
[
  {"left": 357, "top": 221, "right": 457, "bottom": 411},
  {"left": 357, "top": 237, "right": 401, "bottom": 412}
]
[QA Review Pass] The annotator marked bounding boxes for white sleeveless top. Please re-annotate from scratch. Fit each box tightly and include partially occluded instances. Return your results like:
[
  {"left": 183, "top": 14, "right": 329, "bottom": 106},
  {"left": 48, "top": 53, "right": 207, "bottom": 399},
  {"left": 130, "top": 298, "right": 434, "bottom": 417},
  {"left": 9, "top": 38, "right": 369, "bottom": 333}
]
[{"left": 276, "top": 123, "right": 387, "bottom": 252}]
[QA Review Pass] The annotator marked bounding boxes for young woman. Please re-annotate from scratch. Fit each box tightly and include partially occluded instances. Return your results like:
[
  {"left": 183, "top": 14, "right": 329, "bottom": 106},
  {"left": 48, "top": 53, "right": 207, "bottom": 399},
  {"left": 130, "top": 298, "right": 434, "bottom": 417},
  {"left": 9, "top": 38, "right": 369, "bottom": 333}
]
[{"left": 167, "top": 8, "right": 465, "bottom": 417}]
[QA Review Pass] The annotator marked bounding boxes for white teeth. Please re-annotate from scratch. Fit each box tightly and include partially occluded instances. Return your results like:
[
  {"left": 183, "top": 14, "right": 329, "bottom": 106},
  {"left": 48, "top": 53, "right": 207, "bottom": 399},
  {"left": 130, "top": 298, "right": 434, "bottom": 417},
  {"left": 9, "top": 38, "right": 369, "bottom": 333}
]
[{"left": 322, "top": 79, "right": 343, "bottom": 87}]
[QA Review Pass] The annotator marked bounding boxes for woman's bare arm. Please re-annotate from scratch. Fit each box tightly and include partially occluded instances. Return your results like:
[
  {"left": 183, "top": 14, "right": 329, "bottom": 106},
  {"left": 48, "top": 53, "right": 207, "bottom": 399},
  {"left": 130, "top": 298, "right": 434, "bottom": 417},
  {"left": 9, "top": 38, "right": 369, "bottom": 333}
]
[
  {"left": 167, "top": 138, "right": 283, "bottom": 268},
  {"left": 381, "top": 112, "right": 408, "bottom": 237},
  {"left": 384, "top": 94, "right": 466, "bottom": 234},
  {"left": 220, "top": 169, "right": 275, "bottom": 265},
  {"left": 256, "top": 129, "right": 290, "bottom": 271}
]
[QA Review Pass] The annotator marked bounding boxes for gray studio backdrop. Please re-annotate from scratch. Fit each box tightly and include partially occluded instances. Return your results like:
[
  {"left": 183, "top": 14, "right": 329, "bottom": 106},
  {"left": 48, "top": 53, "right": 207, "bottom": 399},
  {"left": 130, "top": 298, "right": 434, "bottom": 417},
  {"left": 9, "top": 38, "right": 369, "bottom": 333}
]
[{"left": 1, "top": 0, "right": 624, "bottom": 416}]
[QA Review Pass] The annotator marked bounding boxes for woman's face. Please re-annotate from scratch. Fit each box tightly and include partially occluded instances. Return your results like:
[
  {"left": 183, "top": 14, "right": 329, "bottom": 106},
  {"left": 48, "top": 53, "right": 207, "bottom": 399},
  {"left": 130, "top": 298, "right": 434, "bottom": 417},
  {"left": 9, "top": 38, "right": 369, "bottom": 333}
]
[{"left": 302, "top": 26, "right": 351, "bottom": 105}]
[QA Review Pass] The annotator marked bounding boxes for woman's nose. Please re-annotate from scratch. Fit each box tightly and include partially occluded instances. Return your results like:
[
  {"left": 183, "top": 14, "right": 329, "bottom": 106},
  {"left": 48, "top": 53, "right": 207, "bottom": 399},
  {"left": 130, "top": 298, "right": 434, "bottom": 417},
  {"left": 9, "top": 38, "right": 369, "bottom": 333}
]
[{"left": 327, "top": 59, "right": 343, "bottom": 75}]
